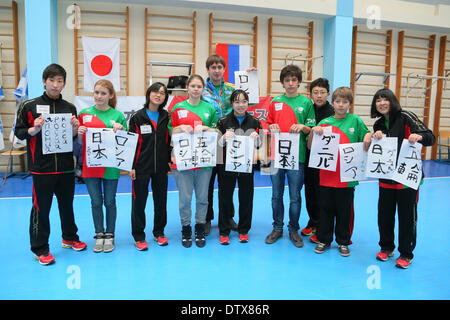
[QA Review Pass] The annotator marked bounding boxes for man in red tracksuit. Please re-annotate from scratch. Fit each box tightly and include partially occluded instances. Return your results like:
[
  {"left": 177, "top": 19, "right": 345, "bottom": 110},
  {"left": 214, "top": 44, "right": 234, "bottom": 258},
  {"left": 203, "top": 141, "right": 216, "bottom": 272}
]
[{"left": 15, "top": 64, "right": 86, "bottom": 266}]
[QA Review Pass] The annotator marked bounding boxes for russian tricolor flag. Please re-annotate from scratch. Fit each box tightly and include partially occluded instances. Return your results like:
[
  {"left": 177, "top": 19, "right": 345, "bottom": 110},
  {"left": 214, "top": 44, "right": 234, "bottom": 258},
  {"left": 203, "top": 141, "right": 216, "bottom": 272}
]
[{"left": 215, "top": 43, "right": 250, "bottom": 84}]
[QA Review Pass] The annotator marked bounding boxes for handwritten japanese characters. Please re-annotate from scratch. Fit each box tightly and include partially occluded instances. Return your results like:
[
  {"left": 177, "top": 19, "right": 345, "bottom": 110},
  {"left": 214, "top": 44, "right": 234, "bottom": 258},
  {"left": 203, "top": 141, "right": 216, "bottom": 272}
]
[
  {"left": 391, "top": 140, "right": 423, "bottom": 190},
  {"left": 309, "top": 130, "right": 340, "bottom": 171},
  {"left": 42, "top": 113, "right": 73, "bottom": 155},
  {"left": 225, "top": 135, "right": 255, "bottom": 173},
  {"left": 85, "top": 128, "right": 138, "bottom": 170},
  {"left": 339, "top": 143, "right": 368, "bottom": 182},
  {"left": 234, "top": 70, "right": 259, "bottom": 104},
  {"left": 273, "top": 133, "right": 299, "bottom": 170},
  {"left": 85, "top": 128, "right": 116, "bottom": 167},
  {"left": 365, "top": 137, "right": 397, "bottom": 179},
  {"left": 114, "top": 130, "right": 138, "bottom": 171},
  {"left": 172, "top": 131, "right": 218, "bottom": 171}
]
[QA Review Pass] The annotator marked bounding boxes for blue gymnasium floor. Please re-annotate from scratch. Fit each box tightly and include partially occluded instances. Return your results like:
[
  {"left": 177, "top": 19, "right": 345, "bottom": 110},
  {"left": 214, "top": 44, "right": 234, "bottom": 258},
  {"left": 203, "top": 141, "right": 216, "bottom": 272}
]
[{"left": 0, "top": 160, "right": 449, "bottom": 301}]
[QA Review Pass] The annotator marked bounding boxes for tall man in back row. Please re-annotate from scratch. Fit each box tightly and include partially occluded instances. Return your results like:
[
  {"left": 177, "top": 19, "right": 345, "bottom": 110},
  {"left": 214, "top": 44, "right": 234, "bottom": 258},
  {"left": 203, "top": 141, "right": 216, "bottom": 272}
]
[{"left": 202, "top": 54, "right": 237, "bottom": 235}]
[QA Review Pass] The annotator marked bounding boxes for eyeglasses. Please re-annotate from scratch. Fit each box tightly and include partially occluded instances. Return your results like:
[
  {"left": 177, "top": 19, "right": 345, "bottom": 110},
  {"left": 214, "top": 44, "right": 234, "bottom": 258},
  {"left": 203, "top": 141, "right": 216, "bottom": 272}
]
[{"left": 312, "top": 90, "right": 328, "bottom": 95}]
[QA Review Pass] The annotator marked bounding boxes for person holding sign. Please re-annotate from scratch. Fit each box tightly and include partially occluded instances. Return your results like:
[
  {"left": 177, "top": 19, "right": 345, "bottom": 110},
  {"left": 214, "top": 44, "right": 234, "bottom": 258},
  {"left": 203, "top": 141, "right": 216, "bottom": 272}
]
[
  {"left": 308, "top": 87, "right": 371, "bottom": 257},
  {"left": 265, "top": 65, "right": 315, "bottom": 248},
  {"left": 78, "top": 79, "right": 127, "bottom": 253},
  {"left": 216, "top": 90, "right": 262, "bottom": 245},
  {"left": 303, "top": 78, "right": 334, "bottom": 244},
  {"left": 370, "top": 88, "right": 435, "bottom": 269},
  {"left": 15, "top": 64, "right": 86, "bottom": 266},
  {"left": 128, "top": 82, "right": 171, "bottom": 250},
  {"left": 169, "top": 74, "right": 217, "bottom": 248},
  {"left": 202, "top": 54, "right": 238, "bottom": 235}
]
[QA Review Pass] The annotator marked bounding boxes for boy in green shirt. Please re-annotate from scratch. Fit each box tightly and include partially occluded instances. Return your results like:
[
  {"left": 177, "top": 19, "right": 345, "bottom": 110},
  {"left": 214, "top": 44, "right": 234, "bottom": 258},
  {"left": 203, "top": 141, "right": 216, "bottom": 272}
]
[{"left": 308, "top": 86, "right": 371, "bottom": 257}]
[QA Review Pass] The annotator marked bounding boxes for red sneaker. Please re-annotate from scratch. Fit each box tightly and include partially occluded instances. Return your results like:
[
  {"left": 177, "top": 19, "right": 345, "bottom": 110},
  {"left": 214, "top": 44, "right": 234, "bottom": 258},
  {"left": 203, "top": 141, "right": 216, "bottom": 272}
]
[
  {"left": 239, "top": 234, "right": 249, "bottom": 243},
  {"left": 395, "top": 256, "right": 413, "bottom": 269},
  {"left": 35, "top": 252, "right": 55, "bottom": 266},
  {"left": 219, "top": 235, "right": 230, "bottom": 245},
  {"left": 301, "top": 227, "right": 316, "bottom": 236},
  {"left": 135, "top": 241, "right": 149, "bottom": 251},
  {"left": 154, "top": 235, "right": 168, "bottom": 246},
  {"left": 62, "top": 239, "right": 87, "bottom": 251},
  {"left": 309, "top": 234, "right": 319, "bottom": 244},
  {"left": 376, "top": 250, "right": 394, "bottom": 262}
]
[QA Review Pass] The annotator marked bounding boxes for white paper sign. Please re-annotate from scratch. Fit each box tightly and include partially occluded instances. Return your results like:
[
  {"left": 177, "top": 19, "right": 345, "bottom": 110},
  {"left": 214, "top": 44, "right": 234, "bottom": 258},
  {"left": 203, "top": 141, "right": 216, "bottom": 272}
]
[
  {"left": 391, "top": 139, "right": 423, "bottom": 190},
  {"left": 309, "top": 131, "right": 340, "bottom": 171},
  {"left": 225, "top": 135, "right": 255, "bottom": 173},
  {"left": 365, "top": 136, "right": 397, "bottom": 179},
  {"left": 234, "top": 70, "right": 259, "bottom": 104},
  {"left": 42, "top": 113, "right": 73, "bottom": 155},
  {"left": 172, "top": 131, "right": 218, "bottom": 171},
  {"left": 339, "top": 142, "right": 368, "bottom": 182},
  {"left": 85, "top": 128, "right": 116, "bottom": 167},
  {"left": 274, "top": 133, "right": 299, "bottom": 170},
  {"left": 115, "top": 130, "right": 138, "bottom": 171}
]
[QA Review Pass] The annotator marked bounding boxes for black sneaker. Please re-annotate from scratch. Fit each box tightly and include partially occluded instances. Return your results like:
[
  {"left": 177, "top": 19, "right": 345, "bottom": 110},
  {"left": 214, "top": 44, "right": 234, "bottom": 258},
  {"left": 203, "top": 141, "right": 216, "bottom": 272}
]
[
  {"left": 338, "top": 245, "right": 350, "bottom": 257},
  {"left": 195, "top": 223, "right": 206, "bottom": 248},
  {"left": 314, "top": 242, "right": 330, "bottom": 254},
  {"left": 204, "top": 221, "right": 211, "bottom": 236},
  {"left": 229, "top": 218, "right": 238, "bottom": 232},
  {"left": 181, "top": 225, "right": 192, "bottom": 248}
]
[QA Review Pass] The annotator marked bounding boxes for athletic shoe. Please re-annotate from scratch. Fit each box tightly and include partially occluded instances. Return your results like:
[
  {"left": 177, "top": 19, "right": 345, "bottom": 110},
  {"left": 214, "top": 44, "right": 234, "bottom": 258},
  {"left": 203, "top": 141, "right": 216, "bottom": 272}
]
[
  {"left": 376, "top": 250, "right": 394, "bottom": 262},
  {"left": 314, "top": 242, "right": 330, "bottom": 254},
  {"left": 265, "top": 230, "right": 282, "bottom": 244},
  {"left": 338, "top": 245, "right": 351, "bottom": 257},
  {"left": 289, "top": 232, "right": 304, "bottom": 248},
  {"left": 182, "top": 225, "right": 192, "bottom": 248},
  {"left": 205, "top": 221, "right": 211, "bottom": 236},
  {"left": 301, "top": 226, "right": 316, "bottom": 236},
  {"left": 93, "top": 233, "right": 104, "bottom": 253},
  {"left": 62, "top": 239, "right": 87, "bottom": 251},
  {"left": 154, "top": 235, "right": 168, "bottom": 246},
  {"left": 309, "top": 234, "right": 319, "bottom": 244},
  {"left": 34, "top": 252, "right": 55, "bottom": 266},
  {"left": 135, "top": 240, "right": 149, "bottom": 251},
  {"left": 103, "top": 233, "right": 114, "bottom": 253},
  {"left": 239, "top": 234, "right": 249, "bottom": 243},
  {"left": 219, "top": 235, "right": 230, "bottom": 245},
  {"left": 395, "top": 256, "right": 413, "bottom": 269},
  {"left": 195, "top": 224, "right": 206, "bottom": 248},
  {"left": 229, "top": 218, "right": 238, "bottom": 232}
]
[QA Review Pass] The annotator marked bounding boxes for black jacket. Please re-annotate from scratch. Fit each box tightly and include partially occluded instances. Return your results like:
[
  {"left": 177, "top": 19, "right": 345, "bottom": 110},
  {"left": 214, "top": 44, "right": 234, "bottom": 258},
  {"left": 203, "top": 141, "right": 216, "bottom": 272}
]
[
  {"left": 15, "top": 92, "right": 77, "bottom": 174},
  {"left": 216, "top": 112, "right": 262, "bottom": 166},
  {"left": 129, "top": 107, "right": 171, "bottom": 176},
  {"left": 373, "top": 110, "right": 435, "bottom": 185},
  {"left": 314, "top": 100, "right": 334, "bottom": 124}
]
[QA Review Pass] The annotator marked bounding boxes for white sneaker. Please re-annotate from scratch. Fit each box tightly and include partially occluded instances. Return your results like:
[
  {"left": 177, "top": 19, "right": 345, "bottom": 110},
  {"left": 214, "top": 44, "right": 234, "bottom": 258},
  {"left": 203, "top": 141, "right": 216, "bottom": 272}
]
[
  {"left": 103, "top": 233, "right": 115, "bottom": 253},
  {"left": 93, "top": 233, "right": 104, "bottom": 253}
]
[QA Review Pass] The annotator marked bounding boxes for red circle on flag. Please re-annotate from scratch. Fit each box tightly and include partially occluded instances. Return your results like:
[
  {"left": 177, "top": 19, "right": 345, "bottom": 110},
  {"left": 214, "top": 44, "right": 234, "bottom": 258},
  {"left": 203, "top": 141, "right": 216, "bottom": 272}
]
[{"left": 91, "top": 55, "right": 113, "bottom": 76}]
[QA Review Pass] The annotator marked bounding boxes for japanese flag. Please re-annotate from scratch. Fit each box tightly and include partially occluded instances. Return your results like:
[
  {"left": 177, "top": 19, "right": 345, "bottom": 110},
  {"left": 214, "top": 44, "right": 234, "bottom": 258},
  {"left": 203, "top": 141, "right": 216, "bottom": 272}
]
[{"left": 82, "top": 36, "right": 120, "bottom": 92}]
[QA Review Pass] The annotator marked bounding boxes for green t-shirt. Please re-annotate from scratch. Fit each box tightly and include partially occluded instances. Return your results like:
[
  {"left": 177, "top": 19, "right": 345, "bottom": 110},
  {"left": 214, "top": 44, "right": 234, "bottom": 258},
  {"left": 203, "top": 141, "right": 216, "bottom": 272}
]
[
  {"left": 79, "top": 106, "right": 128, "bottom": 179},
  {"left": 267, "top": 94, "right": 316, "bottom": 163},
  {"left": 168, "top": 99, "right": 217, "bottom": 131},
  {"left": 318, "top": 113, "right": 370, "bottom": 188}
]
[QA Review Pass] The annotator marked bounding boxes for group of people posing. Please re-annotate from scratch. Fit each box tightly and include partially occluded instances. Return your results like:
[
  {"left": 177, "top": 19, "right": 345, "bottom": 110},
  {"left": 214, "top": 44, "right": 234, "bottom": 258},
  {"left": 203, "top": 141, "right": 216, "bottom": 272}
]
[{"left": 15, "top": 55, "right": 435, "bottom": 270}]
